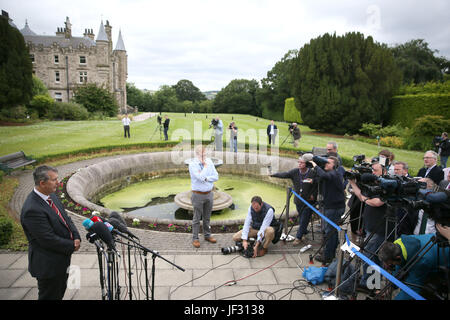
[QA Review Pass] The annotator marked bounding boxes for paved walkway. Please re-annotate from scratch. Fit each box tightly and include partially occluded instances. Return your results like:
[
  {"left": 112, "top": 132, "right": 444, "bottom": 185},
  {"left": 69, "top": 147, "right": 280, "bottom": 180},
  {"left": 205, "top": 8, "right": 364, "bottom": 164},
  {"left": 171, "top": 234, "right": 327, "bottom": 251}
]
[{"left": 1, "top": 155, "right": 331, "bottom": 300}]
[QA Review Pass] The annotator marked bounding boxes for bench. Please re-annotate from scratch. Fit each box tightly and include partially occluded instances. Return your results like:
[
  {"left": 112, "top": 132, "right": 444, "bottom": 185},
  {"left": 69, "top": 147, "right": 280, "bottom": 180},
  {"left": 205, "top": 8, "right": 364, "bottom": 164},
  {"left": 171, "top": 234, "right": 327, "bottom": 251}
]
[{"left": 0, "top": 151, "right": 36, "bottom": 173}]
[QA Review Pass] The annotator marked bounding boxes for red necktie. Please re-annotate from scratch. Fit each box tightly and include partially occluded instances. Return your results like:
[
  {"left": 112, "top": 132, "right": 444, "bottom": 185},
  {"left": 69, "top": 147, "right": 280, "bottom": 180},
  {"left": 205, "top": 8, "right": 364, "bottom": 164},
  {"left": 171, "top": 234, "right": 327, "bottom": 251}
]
[{"left": 47, "top": 198, "right": 73, "bottom": 239}]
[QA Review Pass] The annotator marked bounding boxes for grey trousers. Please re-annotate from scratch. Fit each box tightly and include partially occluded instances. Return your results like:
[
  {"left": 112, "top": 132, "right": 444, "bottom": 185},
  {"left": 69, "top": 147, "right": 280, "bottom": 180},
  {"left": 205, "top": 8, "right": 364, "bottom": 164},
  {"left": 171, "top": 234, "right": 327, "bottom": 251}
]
[
  {"left": 191, "top": 192, "right": 214, "bottom": 240},
  {"left": 215, "top": 134, "right": 223, "bottom": 151}
]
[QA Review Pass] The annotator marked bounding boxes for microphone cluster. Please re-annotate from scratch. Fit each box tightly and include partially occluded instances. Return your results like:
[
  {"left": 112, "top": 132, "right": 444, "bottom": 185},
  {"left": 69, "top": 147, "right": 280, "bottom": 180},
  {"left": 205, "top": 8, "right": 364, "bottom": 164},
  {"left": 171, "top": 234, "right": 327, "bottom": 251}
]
[{"left": 82, "top": 212, "right": 139, "bottom": 252}]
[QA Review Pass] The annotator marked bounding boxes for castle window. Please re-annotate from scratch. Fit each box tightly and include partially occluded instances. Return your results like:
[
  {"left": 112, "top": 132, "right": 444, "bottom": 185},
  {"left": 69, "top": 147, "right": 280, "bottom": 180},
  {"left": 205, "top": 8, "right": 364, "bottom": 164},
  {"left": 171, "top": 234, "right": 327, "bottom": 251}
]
[
  {"left": 79, "top": 56, "right": 87, "bottom": 64},
  {"left": 55, "top": 71, "right": 60, "bottom": 83},
  {"left": 30, "top": 54, "right": 35, "bottom": 63},
  {"left": 54, "top": 55, "right": 59, "bottom": 64},
  {"left": 55, "top": 92, "right": 62, "bottom": 102},
  {"left": 79, "top": 71, "right": 88, "bottom": 83}
]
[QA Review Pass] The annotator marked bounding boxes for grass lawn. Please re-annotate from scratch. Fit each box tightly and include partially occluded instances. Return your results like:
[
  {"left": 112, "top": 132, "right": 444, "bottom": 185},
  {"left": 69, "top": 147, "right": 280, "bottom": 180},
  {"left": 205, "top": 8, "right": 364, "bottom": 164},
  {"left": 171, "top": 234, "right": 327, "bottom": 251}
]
[{"left": 0, "top": 112, "right": 424, "bottom": 174}]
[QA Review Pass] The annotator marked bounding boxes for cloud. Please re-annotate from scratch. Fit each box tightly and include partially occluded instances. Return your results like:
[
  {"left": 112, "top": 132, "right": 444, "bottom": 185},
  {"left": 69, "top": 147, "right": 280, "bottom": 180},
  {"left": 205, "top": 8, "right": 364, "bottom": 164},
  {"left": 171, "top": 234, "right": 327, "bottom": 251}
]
[{"left": 3, "top": 0, "right": 449, "bottom": 91}]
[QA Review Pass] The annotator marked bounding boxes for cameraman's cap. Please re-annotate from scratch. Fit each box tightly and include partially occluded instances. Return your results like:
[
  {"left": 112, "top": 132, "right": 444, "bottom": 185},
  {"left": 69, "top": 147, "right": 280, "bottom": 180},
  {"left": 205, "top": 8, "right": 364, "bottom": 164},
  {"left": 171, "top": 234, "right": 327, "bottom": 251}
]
[{"left": 300, "top": 153, "right": 313, "bottom": 162}]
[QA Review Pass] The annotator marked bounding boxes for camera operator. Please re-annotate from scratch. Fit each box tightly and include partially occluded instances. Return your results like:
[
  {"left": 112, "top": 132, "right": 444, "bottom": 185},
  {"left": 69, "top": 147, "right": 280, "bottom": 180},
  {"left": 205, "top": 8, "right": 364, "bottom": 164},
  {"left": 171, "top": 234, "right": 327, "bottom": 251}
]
[
  {"left": 309, "top": 156, "right": 346, "bottom": 264},
  {"left": 232, "top": 196, "right": 277, "bottom": 258},
  {"left": 413, "top": 178, "right": 439, "bottom": 235},
  {"left": 438, "top": 132, "right": 450, "bottom": 168},
  {"left": 163, "top": 115, "right": 170, "bottom": 141},
  {"left": 270, "top": 153, "right": 317, "bottom": 246},
  {"left": 289, "top": 123, "right": 301, "bottom": 148},
  {"left": 378, "top": 233, "right": 450, "bottom": 300},
  {"left": 228, "top": 122, "right": 238, "bottom": 153},
  {"left": 348, "top": 162, "right": 394, "bottom": 290},
  {"left": 210, "top": 116, "right": 223, "bottom": 151}
]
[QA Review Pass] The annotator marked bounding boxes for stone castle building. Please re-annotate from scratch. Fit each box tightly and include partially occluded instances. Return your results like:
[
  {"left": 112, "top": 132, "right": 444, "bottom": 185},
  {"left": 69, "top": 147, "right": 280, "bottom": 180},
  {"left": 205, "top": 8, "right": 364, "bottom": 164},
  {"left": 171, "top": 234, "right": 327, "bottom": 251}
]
[{"left": 12, "top": 13, "right": 128, "bottom": 112}]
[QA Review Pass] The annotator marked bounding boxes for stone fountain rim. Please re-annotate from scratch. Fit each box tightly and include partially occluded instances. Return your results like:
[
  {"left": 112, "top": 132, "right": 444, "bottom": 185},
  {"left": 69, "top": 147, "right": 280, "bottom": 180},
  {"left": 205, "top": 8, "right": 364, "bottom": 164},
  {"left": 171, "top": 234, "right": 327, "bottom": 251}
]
[{"left": 65, "top": 151, "right": 298, "bottom": 226}]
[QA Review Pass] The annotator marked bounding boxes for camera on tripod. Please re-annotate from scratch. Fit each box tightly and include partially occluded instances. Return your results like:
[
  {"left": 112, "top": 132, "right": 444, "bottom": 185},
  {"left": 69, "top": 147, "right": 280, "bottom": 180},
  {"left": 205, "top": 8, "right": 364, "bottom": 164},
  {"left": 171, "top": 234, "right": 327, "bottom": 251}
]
[
  {"left": 344, "top": 154, "right": 373, "bottom": 182},
  {"left": 157, "top": 115, "right": 162, "bottom": 125}
]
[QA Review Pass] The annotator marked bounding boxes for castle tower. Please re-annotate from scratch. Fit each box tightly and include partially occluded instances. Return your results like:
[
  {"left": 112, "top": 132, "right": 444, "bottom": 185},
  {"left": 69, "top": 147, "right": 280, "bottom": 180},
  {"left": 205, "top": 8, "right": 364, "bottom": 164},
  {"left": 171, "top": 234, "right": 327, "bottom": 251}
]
[
  {"left": 95, "top": 21, "right": 111, "bottom": 89},
  {"left": 113, "top": 29, "right": 127, "bottom": 112}
]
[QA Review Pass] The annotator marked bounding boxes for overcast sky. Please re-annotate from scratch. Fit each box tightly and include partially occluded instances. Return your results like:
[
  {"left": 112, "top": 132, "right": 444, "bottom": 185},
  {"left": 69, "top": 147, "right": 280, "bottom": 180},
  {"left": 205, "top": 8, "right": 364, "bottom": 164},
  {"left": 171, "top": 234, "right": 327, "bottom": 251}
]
[{"left": 3, "top": 0, "right": 450, "bottom": 91}]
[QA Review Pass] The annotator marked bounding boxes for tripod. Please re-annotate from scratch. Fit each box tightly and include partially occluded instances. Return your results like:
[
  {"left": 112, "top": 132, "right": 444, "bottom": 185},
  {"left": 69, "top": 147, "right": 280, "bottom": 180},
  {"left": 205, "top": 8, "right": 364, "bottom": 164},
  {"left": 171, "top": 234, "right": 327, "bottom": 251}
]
[
  {"left": 280, "top": 132, "right": 293, "bottom": 147},
  {"left": 150, "top": 123, "right": 162, "bottom": 140}
]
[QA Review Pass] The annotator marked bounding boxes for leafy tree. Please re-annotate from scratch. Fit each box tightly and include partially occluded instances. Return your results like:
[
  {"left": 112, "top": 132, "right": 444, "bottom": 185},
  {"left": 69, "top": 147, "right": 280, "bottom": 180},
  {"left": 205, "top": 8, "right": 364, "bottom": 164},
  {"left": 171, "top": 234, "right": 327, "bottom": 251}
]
[
  {"left": 291, "top": 32, "right": 402, "bottom": 134},
  {"left": 153, "top": 85, "right": 179, "bottom": 112},
  {"left": 257, "top": 50, "right": 297, "bottom": 120},
  {"left": 72, "top": 83, "right": 118, "bottom": 116},
  {"left": 213, "top": 79, "right": 260, "bottom": 115},
  {"left": 391, "top": 39, "right": 450, "bottom": 84},
  {"left": 126, "top": 82, "right": 144, "bottom": 108},
  {"left": 0, "top": 16, "right": 33, "bottom": 110},
  {"left": 172, "top": 79, "right": 206, "bottom": 102},
  {"left": 31, "top": 75, "right": 48, "bottom": 97}
]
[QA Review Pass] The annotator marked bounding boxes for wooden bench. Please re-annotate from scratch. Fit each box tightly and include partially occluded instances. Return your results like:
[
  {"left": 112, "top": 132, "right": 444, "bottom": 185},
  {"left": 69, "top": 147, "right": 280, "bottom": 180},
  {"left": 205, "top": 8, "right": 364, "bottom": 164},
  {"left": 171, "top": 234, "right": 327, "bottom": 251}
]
[{"left": 0, "top": 151, "right": 36, "bottom": 173}]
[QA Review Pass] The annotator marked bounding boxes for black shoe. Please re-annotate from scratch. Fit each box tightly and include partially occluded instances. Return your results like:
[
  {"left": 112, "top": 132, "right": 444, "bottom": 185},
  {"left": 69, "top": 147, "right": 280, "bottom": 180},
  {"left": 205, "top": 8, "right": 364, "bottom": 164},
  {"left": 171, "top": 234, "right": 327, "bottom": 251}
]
[{"left": 315, "top": 254, "right": 332, "bottom": 264}]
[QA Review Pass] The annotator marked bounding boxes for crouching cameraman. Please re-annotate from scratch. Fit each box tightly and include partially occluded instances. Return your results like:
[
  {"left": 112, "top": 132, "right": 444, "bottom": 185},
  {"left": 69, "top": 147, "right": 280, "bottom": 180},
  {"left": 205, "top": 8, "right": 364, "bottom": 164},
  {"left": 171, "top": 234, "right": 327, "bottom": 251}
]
[
  {"left": 232, "top": 196, "right": 277, "bottom": 258},
  {"left": 378, "top": 232, "right": 450, "bottom": 300}
]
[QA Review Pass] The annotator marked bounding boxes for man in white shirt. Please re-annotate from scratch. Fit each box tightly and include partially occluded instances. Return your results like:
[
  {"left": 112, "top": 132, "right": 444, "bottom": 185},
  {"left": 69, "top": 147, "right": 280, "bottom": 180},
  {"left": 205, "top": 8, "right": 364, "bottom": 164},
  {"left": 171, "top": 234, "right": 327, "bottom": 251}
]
[{"left": 122, "top": 114, "right": 131, "bottom": 138}]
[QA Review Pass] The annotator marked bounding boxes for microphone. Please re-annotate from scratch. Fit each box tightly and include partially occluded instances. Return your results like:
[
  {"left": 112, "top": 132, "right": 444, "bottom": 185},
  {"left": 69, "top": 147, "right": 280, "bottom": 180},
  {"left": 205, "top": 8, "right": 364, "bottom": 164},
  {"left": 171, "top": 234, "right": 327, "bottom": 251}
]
[
  {"left": 109, "top": 212, "right": 139, "bottom": 239},
  {"left": 82, "top": 218, "right": 94, "bottom": 230},
  {"left": 89, "top": 221, "right": 116, "bottom": 250},
  {"left": 90, "top": 215, "right": 104, "bottom": 223},
  {"left": 103, "top": 220, "right": 129, "bottom": 240}
]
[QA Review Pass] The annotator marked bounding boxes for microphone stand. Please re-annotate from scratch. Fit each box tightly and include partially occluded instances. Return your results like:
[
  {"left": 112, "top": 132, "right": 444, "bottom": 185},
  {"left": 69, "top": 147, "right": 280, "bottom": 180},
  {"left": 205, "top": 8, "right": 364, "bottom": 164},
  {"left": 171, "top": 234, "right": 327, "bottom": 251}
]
[
  {"left": 127, "top": 240, "right": 133, "bottom": 300},
  {"left": 114, "top": 233, "right": 185, "bottom": 300}
]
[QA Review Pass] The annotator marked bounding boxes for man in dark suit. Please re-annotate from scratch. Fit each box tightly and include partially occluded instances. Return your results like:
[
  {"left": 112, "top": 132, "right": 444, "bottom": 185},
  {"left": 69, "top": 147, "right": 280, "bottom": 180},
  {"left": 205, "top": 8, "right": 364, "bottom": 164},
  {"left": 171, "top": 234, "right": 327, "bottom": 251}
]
[
  {"left": 417, "top": 150, "right": 444, "bottom": 185},
  {"left": 266, "top": 120, "right": 278, "bottom": 145},
  {"left": 21, "top": 165, "right": 81, "bottom": 300}
]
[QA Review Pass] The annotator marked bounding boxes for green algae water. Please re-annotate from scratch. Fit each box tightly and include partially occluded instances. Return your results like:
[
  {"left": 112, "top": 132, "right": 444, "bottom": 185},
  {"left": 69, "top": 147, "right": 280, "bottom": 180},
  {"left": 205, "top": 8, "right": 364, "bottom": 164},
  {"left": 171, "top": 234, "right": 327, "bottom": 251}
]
[{"left": 100, "top": 175, "right": 292, "bottom": 221}]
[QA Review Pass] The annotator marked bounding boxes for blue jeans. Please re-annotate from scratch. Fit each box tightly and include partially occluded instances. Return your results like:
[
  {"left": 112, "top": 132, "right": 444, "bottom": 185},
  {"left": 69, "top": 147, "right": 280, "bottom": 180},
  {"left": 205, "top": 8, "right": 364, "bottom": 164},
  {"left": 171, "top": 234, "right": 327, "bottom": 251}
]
[
  {"left": 440, "top": 155, "right": 448, "bottom": 168},
  {"left": 230, "top": 138, "right": 237, "bottom": 152},
  {"left": 323, "top": 207, "right": 345, "bottom": 260},
  {"left": 295, "top": 203, "right": 312, "bottom": 240}
]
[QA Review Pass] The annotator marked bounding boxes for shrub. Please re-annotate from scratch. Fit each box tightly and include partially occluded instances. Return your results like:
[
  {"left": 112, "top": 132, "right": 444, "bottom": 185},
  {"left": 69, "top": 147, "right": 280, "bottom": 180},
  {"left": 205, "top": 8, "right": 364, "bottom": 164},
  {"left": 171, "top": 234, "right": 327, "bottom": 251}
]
[
  {"left": 49, "top": 102, "right": 89, "bottom": 120},
  {"left": 389, "top": 93, "right": 450, "bottom": 128},
  {"left": 29, "top": 94, "right": 55, "bottom": 118},
  {"left": 0, "top": 105, "right": 29, "bottom": 120},
  {"left": 0, "top": 218, "right": 13, "bottom": 246},
  {"left": 402, "top": 115, "right": 450, "bottom": 151},
  {"left": 379, "top": 136, "right": 405, "bottom": 149},
  {"left": 284, "top": 97, "right": 302, "bottom": 123}
]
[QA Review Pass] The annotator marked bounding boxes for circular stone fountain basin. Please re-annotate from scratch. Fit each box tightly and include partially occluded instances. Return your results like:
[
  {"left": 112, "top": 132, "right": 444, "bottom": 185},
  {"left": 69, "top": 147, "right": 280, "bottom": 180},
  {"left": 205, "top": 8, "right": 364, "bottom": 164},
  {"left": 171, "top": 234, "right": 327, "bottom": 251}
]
[{"left": 66, "top": 151, "right": 298, "bottom": 226}]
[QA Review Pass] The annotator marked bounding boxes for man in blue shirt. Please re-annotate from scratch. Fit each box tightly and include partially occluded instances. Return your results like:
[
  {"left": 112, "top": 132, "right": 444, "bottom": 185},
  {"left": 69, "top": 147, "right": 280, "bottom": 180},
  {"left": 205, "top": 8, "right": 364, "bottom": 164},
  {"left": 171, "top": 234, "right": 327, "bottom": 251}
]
[
  {"left": 189, "top": 145, "right": 219, "bottom": 248},
  {"left": 232, "top": 196, "right": 276, "bottom": 258}
]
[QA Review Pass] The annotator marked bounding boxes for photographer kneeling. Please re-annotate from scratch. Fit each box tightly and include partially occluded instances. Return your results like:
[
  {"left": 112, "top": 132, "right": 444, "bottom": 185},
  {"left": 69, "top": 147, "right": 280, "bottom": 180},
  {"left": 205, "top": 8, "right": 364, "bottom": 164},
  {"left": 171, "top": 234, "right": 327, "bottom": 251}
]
[
  {"left": 232, "top": 196, "right": 276, "bottom": 258},
  {"left": 378, "top": 232, "right": 450, "bottom": 300},
  {"left": 310, "top": 156, "right": 346, "bottom": 264}
]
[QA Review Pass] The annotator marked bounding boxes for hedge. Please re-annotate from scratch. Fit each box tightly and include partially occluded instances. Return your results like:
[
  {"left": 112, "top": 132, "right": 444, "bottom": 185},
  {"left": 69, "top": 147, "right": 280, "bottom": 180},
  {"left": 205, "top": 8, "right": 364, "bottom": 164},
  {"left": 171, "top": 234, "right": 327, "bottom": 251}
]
[
  {"left": 283, "top": 97, "right": 302, "bottom": 124},
  {"left": 389, "top": 93, "right": 450, "bottom": 128}
]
